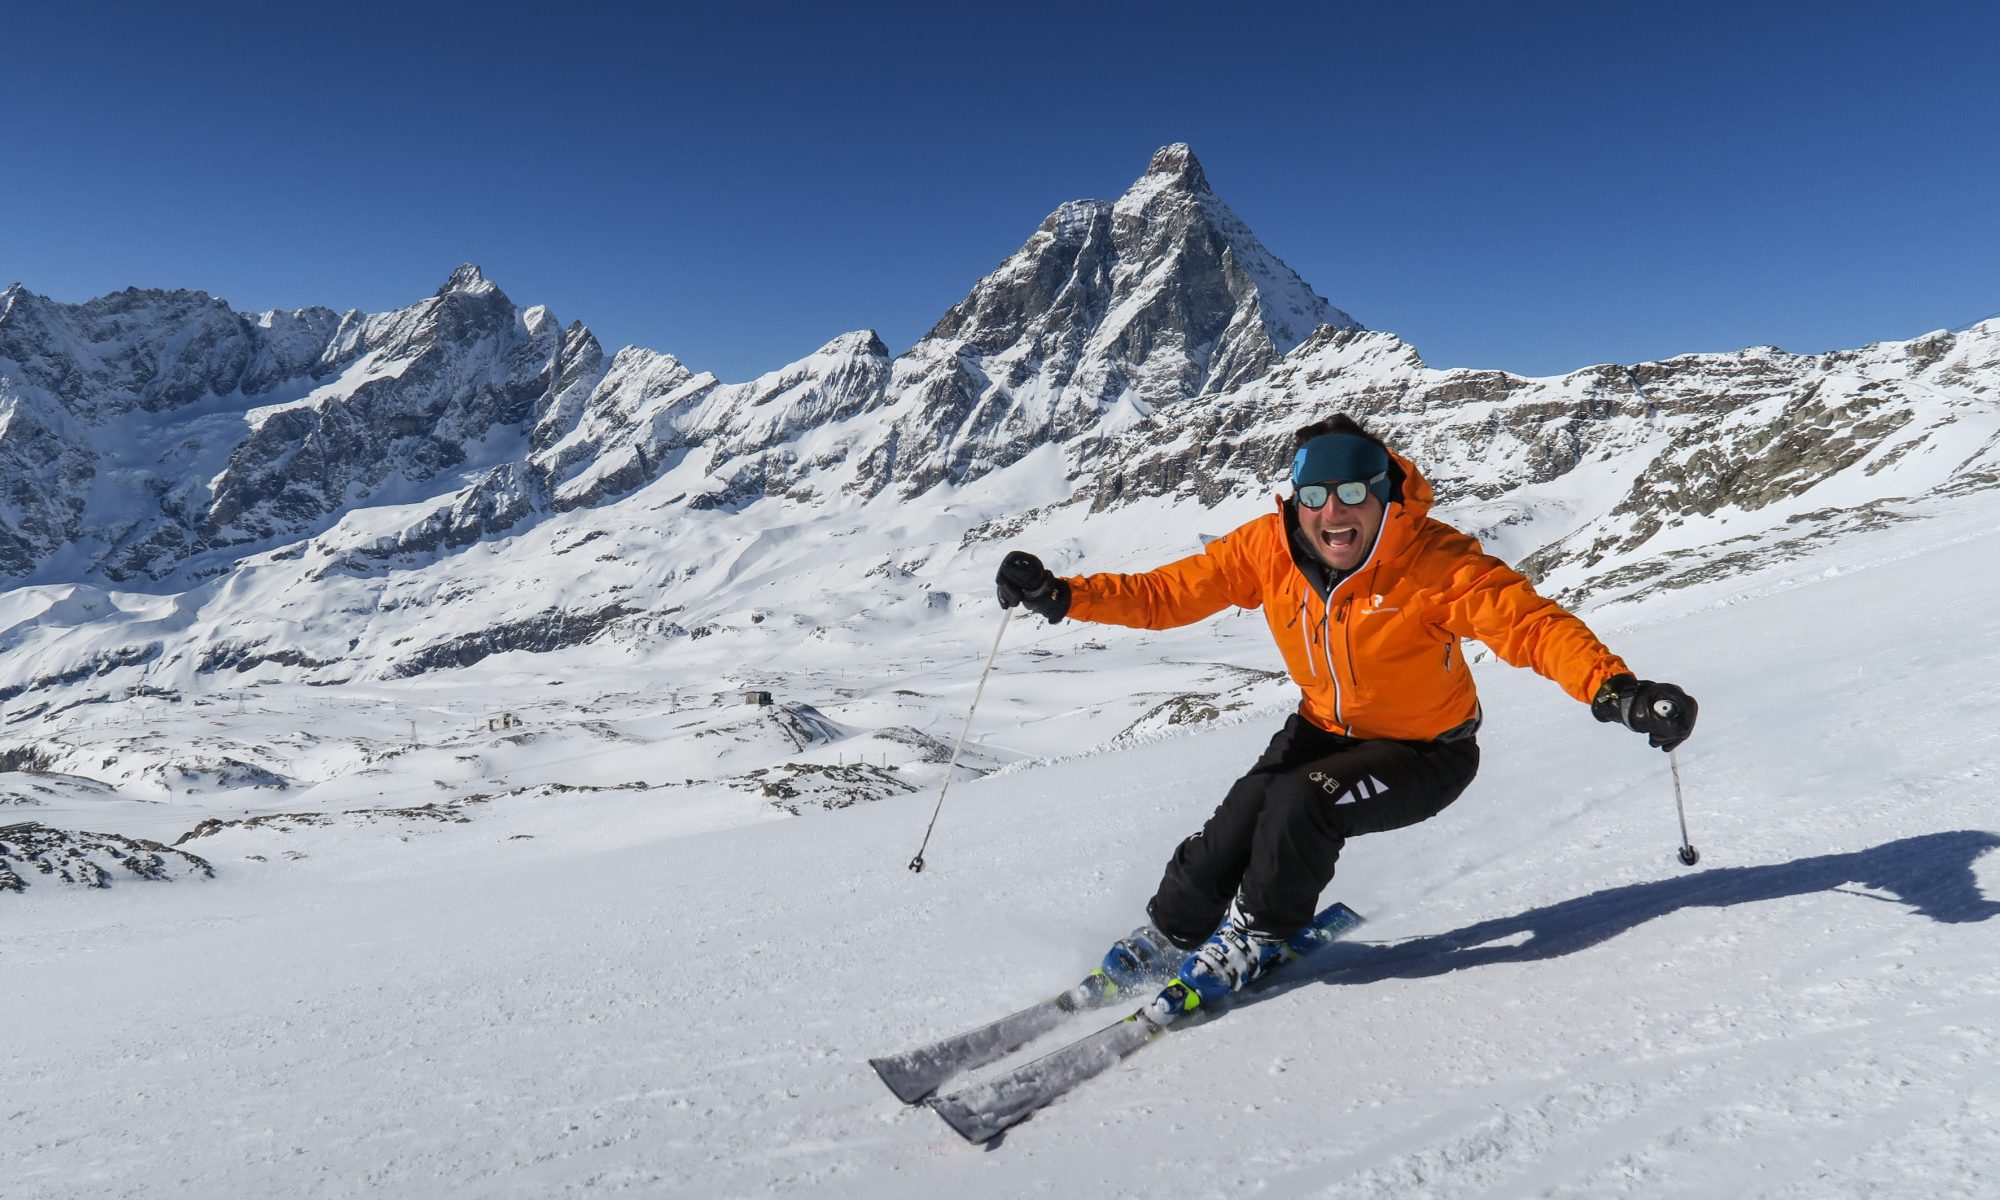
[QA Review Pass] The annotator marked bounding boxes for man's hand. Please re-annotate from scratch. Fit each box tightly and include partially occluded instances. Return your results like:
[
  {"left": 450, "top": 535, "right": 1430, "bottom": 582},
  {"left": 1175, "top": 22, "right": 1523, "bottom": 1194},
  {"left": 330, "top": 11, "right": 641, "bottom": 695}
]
[
  {"left": 1592, "top": 673, "right": 1697, "bottom": 751},
  {"left": 995, "top": 550, "right": 1071, "bottom": 624}
]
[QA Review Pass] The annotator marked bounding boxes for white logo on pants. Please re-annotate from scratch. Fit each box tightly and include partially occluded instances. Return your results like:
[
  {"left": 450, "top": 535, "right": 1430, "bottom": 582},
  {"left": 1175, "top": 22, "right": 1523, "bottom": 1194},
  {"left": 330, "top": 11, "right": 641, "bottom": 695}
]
[{"left": 1309, "top": 771, "right": 1390, "bottom": 806}]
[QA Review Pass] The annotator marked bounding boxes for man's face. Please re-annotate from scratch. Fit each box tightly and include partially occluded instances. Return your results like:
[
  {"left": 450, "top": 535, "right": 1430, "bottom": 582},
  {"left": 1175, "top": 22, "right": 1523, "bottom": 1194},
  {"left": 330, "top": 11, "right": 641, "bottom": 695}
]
[{"left": 1297, "top": 487, "right": 1385, "bottom": 572}]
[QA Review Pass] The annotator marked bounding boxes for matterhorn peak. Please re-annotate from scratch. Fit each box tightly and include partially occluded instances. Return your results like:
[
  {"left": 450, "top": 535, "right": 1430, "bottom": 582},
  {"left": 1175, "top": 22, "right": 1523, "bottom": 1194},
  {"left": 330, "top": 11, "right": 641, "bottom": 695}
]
[
  {"left": 1144, "top": 143, "right": 1211, "bottom": 193},
  {"left": 869, "top": 144, "right": 1358, "bottom": 497}
]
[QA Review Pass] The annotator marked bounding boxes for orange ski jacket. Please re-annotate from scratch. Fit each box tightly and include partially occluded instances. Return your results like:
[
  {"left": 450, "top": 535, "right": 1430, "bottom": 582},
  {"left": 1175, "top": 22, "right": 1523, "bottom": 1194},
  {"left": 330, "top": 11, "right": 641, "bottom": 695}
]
[{"left": 1064, "top": 449, "right": 1630, "bottom": 742}]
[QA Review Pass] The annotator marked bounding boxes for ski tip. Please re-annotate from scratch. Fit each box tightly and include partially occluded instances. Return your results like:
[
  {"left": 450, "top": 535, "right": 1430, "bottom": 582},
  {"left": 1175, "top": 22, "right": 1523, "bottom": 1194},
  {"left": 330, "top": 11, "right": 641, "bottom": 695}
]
[
  {"left": 928, "top": 1095, "right": 1010, "bottom": 1145},
  {"left": 868, "top": 1057, "right": 938, "bottom": 1105},
  {"left": 1323, "top": 900, "right": 1366, "bottom": 928}
]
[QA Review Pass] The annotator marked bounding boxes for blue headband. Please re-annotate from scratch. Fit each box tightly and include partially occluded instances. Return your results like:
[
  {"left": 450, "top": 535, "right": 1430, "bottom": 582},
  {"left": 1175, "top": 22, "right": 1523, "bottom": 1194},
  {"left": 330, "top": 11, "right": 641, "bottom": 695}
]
[{"left": 1290, "top": 433, "right": 1392, "bottom": 501}]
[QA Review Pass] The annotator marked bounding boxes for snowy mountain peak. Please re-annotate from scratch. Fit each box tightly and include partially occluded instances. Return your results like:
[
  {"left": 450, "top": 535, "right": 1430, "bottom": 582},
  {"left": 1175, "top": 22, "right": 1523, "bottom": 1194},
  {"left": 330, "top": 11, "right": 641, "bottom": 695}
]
[
  {"left": 1112, "top": 145, "right": 1357, "bottom": 359},
  {"left": 817, "top": 329, "right": 891, "bottom": 359},
  {"left": 869, "top": 146, "right": 1365, "bottom": 495},
  {"left": 437, "top": 264, "right": 494, "bottom": 296},
  {"left": 1142, "top": 142, "right": 1211, "bottom": 192}
]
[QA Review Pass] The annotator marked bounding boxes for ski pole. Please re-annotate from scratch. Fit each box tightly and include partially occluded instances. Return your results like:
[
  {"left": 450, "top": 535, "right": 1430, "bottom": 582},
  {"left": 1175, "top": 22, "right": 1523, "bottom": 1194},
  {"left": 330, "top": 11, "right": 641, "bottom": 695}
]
[
  {"left": 908, "top": 608, "right": 1012, "bottom": 874},
  {"left": 1666, "top": 745, "right": 1699, "bottom": 867}
]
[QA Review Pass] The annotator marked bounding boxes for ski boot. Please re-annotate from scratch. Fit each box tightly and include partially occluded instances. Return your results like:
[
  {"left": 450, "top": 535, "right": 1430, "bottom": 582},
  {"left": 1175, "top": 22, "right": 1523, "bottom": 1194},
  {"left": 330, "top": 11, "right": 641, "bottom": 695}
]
[
  {"left": 1068, "top": 923, "right": 1176, "bottom": 1008},
  {"left": 1147, "top": 901, "right": 1293, "bottom": 1023}
]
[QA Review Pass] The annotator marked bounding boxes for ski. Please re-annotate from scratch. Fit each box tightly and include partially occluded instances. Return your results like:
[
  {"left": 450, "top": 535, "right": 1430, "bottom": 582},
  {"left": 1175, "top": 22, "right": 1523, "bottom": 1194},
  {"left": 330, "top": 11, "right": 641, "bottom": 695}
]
[
  {"left": 870, "top": 929, "right": 1172, "bottom": 1103},
  {"left": 927, "top": 901, "right": 1365, "bottom": 1143},
  {"left": 870, "top": 990, "right": 1095, "bottom": 1105}
]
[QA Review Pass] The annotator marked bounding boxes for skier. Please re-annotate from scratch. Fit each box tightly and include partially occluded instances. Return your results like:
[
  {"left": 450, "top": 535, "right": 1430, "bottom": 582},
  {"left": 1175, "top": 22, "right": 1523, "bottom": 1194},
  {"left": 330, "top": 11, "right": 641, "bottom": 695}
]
[{"left": 995, "top": 414, "right": 1696, "bottom": 1011}]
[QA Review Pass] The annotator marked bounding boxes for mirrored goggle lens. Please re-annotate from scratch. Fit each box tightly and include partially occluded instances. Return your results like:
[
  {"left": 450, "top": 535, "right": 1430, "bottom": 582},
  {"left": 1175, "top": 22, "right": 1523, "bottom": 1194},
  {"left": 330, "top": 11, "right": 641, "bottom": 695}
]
[{"left": 1297, "top": 480, "right": 1373, "bottom": 509}]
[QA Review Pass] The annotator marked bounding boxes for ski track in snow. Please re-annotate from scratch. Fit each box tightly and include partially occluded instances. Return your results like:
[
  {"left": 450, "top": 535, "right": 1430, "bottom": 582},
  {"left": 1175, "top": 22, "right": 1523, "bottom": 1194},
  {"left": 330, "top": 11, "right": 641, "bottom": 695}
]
[{"left": 7, "top": 508, "right": 2000, "bottom": 1197}]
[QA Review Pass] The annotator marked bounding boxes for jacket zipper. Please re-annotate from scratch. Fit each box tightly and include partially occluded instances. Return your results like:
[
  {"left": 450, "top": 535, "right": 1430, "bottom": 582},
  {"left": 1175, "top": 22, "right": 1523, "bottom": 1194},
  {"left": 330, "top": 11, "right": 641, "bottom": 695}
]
[
  {"left": 1319, "top": 603, "right": 1342, "bottom": 729},
  {"left": 1296, "top": 597, "right": 1315, "bottom": 678},
  {"left": 1337, "top": 600, "right": 1356, "bottom": 698}
]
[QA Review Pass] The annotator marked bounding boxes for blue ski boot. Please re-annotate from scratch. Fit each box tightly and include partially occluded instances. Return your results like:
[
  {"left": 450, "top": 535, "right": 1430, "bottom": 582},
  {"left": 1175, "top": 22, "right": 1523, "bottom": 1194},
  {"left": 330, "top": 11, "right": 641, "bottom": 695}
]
[
  {"left": 1070, "top": 923, "right": 1176, "bottom": 1006},
  {"left": 1150, "top": 900, "right": 1293, "bottom": 1021},
  {"left": 1101, "top": 924, "right": 1175, "bottom": 988}
]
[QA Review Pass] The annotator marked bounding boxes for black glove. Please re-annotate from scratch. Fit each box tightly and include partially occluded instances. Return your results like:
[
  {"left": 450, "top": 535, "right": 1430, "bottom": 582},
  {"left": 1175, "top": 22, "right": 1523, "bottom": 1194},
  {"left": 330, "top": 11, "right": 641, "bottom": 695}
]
[
  {"left": 1592, "top": 673, "right": 1697, "bottom": 752},
  {"left": 995, "top": 550, "right": 1071, "bottom": 624}
]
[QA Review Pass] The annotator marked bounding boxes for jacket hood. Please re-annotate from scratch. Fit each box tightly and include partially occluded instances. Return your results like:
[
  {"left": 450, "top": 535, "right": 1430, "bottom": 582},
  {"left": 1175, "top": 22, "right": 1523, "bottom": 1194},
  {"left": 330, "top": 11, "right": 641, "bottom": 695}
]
[{"left": 1383, "top": 446, "right": 1435, "bottom": 523}]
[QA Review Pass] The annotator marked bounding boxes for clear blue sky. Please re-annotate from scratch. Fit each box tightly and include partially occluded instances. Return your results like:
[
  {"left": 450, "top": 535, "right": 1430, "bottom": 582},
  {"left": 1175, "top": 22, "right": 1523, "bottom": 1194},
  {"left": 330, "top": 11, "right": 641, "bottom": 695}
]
[{"left": 5, "top": 1, "right": 1996, "bottom": 381}]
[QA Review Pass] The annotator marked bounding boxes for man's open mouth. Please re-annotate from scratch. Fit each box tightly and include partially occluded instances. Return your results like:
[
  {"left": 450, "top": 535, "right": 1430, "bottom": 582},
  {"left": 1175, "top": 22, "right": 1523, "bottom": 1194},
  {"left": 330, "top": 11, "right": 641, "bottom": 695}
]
[{"left": 1321, "top": 527, "right": 1359, "bottom": 551}]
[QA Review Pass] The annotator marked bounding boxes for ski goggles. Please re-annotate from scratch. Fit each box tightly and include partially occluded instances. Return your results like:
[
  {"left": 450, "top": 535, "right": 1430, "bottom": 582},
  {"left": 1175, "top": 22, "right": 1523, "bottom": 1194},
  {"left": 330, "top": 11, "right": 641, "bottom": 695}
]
[
  {"left": 1295, "top": 477, "right": 1387, "bottom": 509},
  {"left": 1290, "top": 432, "right": 1392, "bottom": 508}
]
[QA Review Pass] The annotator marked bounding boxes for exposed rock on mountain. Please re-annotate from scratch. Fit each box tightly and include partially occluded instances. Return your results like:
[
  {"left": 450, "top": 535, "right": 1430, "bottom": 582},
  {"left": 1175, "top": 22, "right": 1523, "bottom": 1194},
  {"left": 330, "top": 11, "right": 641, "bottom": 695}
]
[
  {"left": 1078, "top": 321, "right": 2000, "bottom": 603},
  {"left": 0, "top": 146, "right": 1351, "bottom": 591},
  {"left": 0, "top": 269, "right": 588, "bottom": 583},
  {"left": 385, "top": 602, "right": 640, "bottom": 678},
  {"left": 871, "top": 144, "right": 1357, "bottom": 495}
]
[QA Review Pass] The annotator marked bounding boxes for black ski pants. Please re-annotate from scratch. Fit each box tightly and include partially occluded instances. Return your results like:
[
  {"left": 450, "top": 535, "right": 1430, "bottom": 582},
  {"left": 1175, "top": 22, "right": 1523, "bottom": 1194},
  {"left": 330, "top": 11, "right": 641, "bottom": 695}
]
[{"left": 1146, "top": 713, "right": 1480, "bottom": 949}]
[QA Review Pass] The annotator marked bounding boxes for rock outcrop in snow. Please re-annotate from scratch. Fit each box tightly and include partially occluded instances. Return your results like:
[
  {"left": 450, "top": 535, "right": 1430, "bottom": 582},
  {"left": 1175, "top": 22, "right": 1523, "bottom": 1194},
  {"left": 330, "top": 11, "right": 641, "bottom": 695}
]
[{"left": 0, "top": 821, "right": 215, "bottom": 891}]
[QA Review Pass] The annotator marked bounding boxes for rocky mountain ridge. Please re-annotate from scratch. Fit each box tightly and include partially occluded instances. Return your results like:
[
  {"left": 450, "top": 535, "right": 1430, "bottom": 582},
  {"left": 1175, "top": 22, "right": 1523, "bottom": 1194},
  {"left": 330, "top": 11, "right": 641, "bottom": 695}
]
[
  {"left": 1071, "top": 321, "right": 2000, "bottom": 605},
  {"left": 1, "top": 145, "right": 1348, "bottom": 589}
]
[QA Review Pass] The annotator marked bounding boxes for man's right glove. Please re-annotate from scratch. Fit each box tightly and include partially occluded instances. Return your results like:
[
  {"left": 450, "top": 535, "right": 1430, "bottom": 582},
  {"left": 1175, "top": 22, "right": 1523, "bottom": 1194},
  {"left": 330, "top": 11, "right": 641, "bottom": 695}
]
[
  {"left": 1592, "top": 673, "right": 1697, "bottom": 751},
  {"left": 995, "top": 550, "right": 1071, "bottom": 624}
]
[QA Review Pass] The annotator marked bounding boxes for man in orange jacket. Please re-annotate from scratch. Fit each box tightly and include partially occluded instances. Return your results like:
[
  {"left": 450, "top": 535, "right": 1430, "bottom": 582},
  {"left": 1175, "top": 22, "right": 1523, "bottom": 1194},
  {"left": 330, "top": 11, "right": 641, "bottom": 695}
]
[{"left": 996, "top": 414, "right": 1696, "bottom": 1007}]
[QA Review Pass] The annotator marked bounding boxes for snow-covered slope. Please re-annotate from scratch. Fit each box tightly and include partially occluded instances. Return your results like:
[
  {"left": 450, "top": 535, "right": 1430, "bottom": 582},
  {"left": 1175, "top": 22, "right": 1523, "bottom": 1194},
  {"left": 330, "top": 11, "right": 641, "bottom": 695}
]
[{"left": 6, "top": 488, "right": 1998, "bottom": 1197}]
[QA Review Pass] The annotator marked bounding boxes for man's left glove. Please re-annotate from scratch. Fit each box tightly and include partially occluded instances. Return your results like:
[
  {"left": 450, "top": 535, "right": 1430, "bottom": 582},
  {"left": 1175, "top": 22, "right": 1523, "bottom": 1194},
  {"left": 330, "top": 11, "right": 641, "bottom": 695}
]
[
  {"left": 995, "top": 550, "right": 1071, "bottom": 624},
  {"left": 1592, "top": 673, "right": 1697, "bottom": 751}
]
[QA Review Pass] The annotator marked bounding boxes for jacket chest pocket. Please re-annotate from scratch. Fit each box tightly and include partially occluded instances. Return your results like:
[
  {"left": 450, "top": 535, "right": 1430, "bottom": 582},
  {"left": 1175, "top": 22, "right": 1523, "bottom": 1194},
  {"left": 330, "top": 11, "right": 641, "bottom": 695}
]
[{"left": 1345, "top": 599, "right": 1444, "bottom": 698}]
